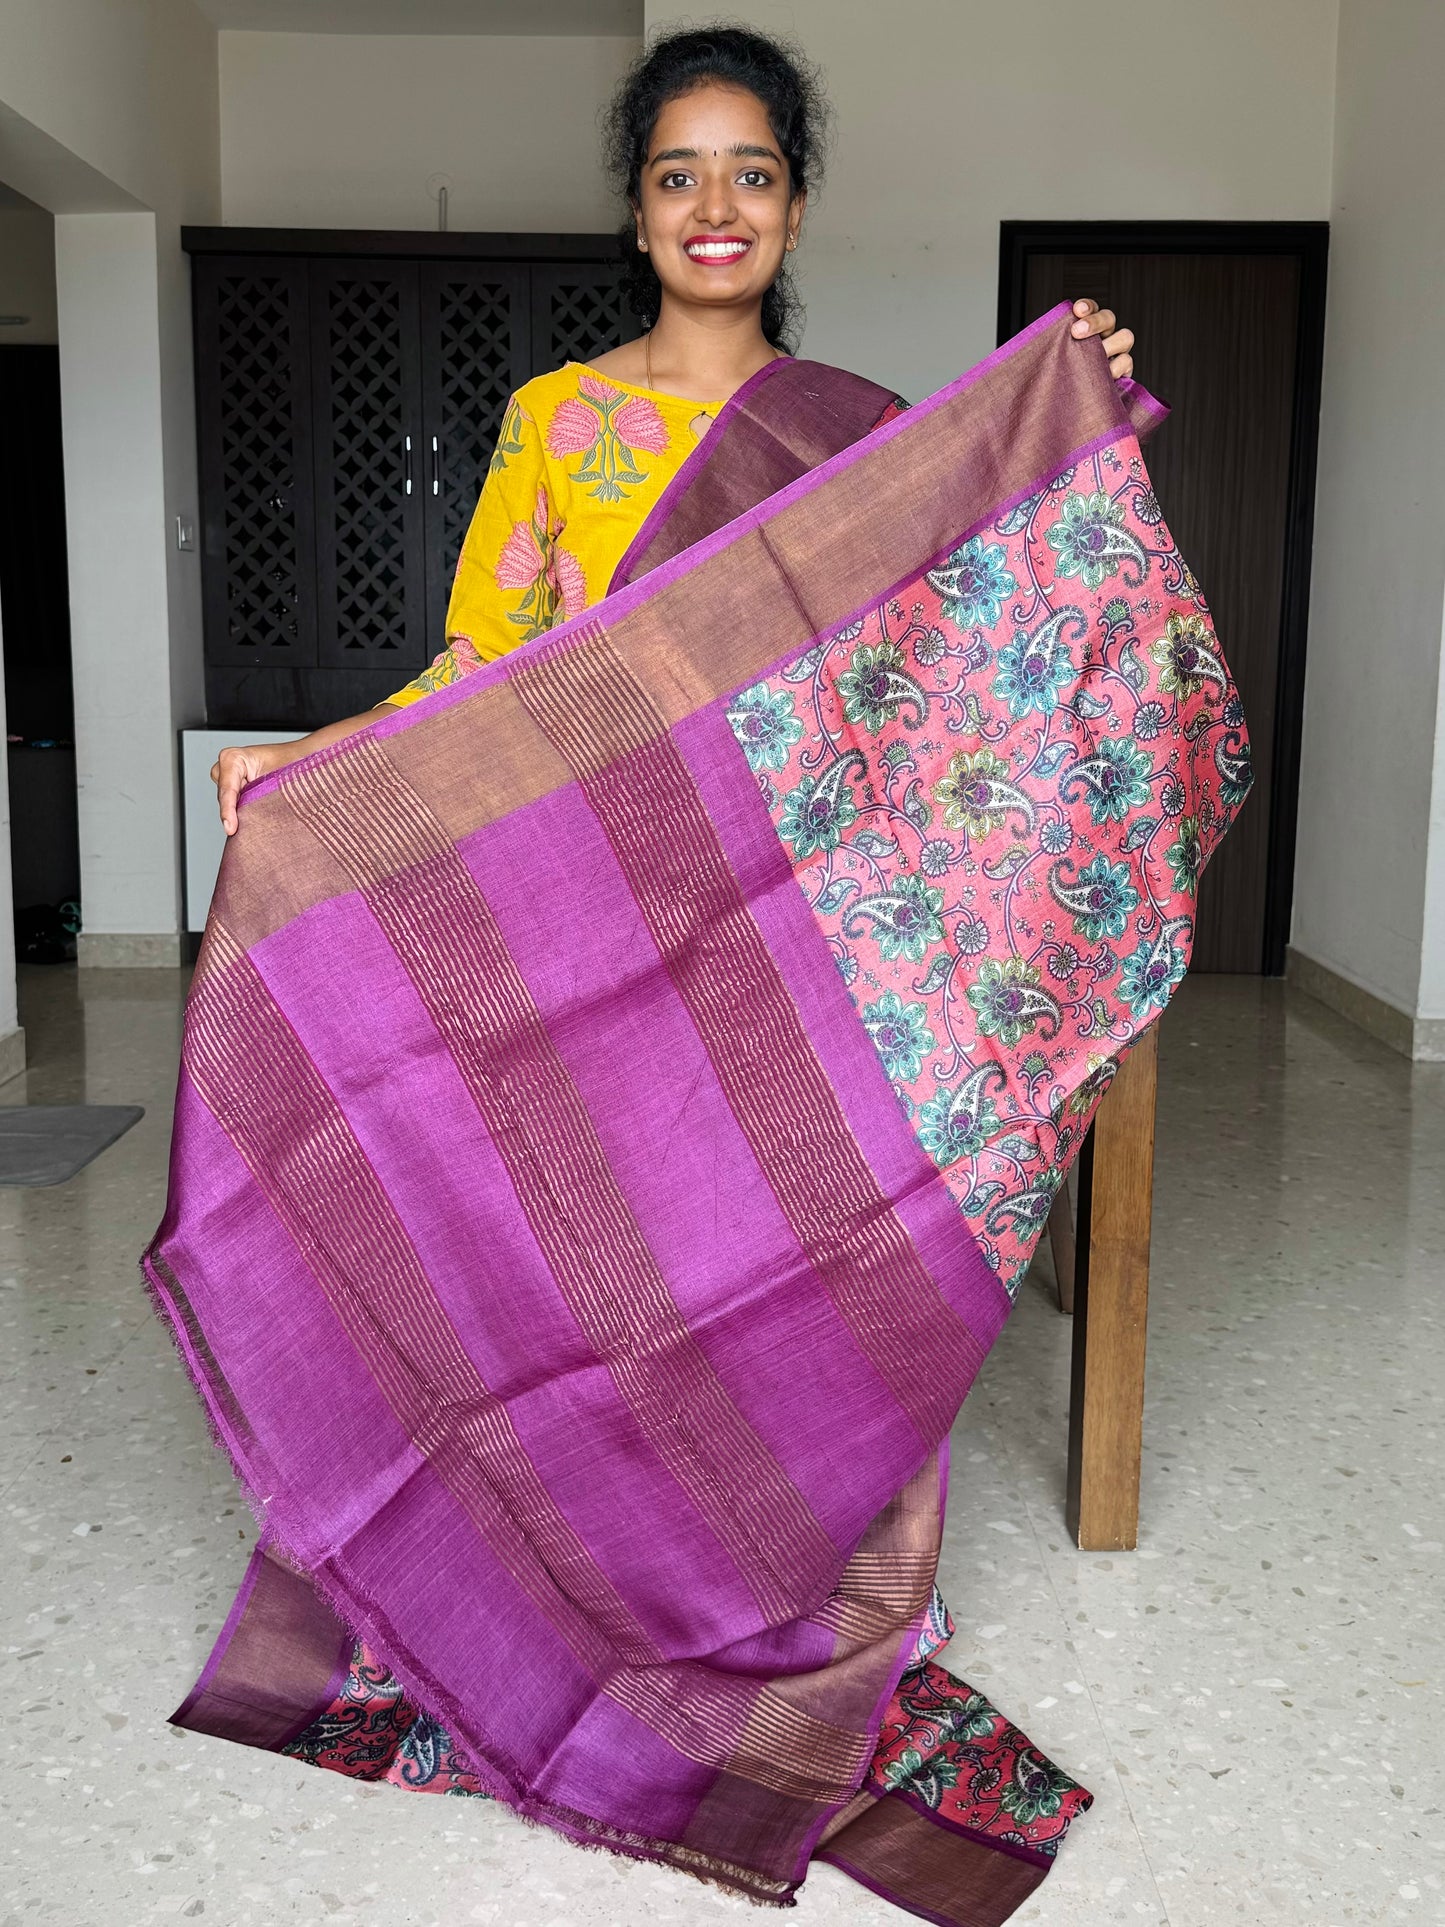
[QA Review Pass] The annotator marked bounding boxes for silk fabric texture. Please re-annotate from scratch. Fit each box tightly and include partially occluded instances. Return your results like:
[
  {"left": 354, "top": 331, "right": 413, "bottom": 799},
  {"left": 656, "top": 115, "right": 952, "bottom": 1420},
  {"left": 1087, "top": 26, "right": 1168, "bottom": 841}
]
[{"left": 146, "top": 307, "right": 1248, "bottom": 1925}]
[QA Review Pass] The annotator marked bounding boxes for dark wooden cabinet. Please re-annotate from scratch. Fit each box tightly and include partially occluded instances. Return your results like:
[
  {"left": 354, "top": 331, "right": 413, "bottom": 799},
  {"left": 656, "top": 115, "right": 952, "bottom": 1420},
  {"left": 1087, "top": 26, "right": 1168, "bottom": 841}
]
[{"left": 186, "top": 230, "right": 637, "bottom": 728}]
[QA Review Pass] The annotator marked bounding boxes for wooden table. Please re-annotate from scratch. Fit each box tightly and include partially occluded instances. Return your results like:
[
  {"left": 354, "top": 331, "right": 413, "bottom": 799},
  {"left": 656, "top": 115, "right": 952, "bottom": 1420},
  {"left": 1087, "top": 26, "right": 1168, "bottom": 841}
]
[{"left": 1049, "top": 1029, "right": 1158, "bottom": 1551}]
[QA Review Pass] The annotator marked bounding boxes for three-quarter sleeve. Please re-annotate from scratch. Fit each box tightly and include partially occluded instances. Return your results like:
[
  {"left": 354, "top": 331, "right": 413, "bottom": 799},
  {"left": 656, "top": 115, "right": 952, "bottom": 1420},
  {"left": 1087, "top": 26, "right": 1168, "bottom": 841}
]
[{"left": 386, "top": 395, "right": 562, "bottom": 708}]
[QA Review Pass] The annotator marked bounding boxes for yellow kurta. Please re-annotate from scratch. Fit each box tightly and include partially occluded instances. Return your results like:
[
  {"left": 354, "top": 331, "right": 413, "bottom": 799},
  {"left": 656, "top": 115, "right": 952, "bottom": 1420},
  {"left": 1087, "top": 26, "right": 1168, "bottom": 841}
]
[{"left": 387, "top": 363, "right": 723, "bottom": 707}]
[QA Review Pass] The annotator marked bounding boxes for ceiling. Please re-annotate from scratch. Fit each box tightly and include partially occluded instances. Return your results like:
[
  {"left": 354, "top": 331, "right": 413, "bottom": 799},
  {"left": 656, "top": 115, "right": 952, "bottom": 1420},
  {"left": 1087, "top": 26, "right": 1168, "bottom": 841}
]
[{"left": 195, "top": 0, "right": 641, "bottom": 31}]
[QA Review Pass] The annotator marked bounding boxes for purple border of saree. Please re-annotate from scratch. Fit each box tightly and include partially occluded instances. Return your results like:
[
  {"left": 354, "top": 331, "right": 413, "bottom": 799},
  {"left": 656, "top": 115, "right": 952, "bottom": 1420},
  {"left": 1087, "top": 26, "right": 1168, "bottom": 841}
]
[
  {"left": 171, "top": 1545, "right": 266, "bottom": 1727},
  {"left": 610, "top": 354, "right": 791, "bottom": 584}
]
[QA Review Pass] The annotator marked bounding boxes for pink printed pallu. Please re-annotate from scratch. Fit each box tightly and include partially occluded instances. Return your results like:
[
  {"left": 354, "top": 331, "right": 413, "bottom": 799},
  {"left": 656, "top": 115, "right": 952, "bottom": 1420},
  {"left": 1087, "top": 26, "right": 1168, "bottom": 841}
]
[{"left": 146, "top": 305, "right": 1250, "bottom": 1926}]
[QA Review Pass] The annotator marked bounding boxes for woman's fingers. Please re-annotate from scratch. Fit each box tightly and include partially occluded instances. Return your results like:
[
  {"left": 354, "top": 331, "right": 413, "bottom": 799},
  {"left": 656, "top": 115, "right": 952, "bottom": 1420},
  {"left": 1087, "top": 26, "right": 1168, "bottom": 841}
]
[
  {"left": 1070, "top": 303, "right": 1137, "bottom": 380},
  {"left": 214, "top": 747, "right": 250, "bottom": 837},
  {"left": 1072, "top": 301, "right": 1116, "bottom": 339}
]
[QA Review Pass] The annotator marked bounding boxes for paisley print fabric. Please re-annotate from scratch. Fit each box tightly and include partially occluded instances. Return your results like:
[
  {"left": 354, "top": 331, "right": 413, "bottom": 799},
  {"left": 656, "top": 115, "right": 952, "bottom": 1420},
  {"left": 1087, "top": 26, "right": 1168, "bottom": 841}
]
[
  {"left": 728, "top": 442, "right": 1250, "bottom": 1296},
  {"left": 868, "top": 1661, "right": 1093, "bottom": 1859}
]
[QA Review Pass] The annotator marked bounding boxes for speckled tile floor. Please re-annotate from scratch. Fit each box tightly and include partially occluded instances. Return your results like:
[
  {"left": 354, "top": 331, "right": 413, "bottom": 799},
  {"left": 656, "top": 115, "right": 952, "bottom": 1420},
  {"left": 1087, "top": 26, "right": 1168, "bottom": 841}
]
[{"left": 2, "top": 967, "right": 1442, "bottom": 1927}]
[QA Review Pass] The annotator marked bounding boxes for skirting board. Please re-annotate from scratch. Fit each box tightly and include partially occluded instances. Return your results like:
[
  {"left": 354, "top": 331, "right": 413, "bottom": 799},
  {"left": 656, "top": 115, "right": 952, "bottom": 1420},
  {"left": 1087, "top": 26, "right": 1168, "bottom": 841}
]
[
  {"left": 78, "top": 933, "right": 188, "bottom": 969},
  {"left": 0, "top": 1026, "right": 26, "bottom": 1085},
  {"left": 1286, "top": 947, "right": 1445, "bottom": 1062}
]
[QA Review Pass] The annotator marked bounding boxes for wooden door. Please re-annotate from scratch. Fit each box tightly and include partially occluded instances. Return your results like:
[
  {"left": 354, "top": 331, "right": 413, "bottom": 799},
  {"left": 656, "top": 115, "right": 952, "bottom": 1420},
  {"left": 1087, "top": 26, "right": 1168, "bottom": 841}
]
[
  {"left": 309, "top": 259, "right": 429, "bottom": 678},
  {"left": 419, "top": 263, "right": 530, "bottom": 643},
  {"left": 1007, "top": 231, "right": 1325, "bottom": 973}
]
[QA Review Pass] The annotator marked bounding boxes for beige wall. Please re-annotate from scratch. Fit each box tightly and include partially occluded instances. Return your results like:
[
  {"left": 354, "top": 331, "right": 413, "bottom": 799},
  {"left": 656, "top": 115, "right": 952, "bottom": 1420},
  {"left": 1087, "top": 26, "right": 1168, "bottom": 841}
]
[
  {"left": 646, "top": 0, "right": 1338, "bottom": 400},
  {"left": 0, "top": 0, "right": 219, "bottom": 954},
  {"left": 220, "top": 32, "right": 640, "bottom": 231},
  {"left": 1291, "top": 0, "right": 1445, "bottom": 1039},
  {"left": 0, "top": 207, "right": 57, "bottom": 342}
]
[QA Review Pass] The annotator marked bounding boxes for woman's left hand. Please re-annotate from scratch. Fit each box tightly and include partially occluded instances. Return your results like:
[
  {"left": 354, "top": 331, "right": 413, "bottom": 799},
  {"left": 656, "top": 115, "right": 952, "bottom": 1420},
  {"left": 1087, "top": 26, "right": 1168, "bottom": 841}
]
[{"left": 1070, "top": 297, "right": 1135, "bottom": 381}]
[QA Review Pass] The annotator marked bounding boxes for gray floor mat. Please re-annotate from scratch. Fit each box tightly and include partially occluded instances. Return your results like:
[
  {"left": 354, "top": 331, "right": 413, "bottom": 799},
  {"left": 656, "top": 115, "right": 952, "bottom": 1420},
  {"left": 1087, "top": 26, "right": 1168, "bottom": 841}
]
[{"left": 0, "top": 1105, "right": 145, "bottom": 1186}]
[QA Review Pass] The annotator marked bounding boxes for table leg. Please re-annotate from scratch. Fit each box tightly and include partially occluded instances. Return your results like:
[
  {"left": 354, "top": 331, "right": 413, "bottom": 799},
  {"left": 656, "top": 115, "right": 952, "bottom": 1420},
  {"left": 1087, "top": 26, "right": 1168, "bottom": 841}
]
[{"left": 1065, "top": 1027, "right": 1158, "bottom": 1551}]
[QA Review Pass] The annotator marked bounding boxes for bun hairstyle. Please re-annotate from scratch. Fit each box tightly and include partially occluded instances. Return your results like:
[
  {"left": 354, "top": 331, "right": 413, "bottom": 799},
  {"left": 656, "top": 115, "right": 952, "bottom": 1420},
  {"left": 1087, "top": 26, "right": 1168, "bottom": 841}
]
[{"left": 602, "top": 24, "right": 829, "bottom": 354}]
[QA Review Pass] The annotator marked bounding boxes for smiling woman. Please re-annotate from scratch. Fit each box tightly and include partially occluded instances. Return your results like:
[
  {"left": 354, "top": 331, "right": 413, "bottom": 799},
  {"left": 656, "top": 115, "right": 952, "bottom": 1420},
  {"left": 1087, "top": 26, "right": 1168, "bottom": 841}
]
[{"left": 172, "top": 25, "right": 1197, "bottom": 1927}]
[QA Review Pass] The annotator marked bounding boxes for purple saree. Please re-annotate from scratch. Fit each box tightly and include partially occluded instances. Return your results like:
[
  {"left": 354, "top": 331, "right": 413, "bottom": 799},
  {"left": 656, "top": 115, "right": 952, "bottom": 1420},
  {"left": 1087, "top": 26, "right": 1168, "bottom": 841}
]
[{"left": 147, "top": 305, "right": 1248, "bottom": 1924}]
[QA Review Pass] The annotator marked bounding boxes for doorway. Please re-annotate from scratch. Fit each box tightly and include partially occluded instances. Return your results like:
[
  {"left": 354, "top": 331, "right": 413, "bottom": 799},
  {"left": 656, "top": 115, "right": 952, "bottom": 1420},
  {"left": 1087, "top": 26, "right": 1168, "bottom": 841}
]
[
  {"left": 998, "top": 221, "right": 1328, "bottom": 974},
  {"left": 0, "top": 186, "right": 79, "bottom": 967}
]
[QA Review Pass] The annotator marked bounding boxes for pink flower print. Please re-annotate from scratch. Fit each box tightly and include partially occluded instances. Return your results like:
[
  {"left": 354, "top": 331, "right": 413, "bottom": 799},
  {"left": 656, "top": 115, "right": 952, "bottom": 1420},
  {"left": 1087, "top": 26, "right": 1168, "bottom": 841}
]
[
  {"left": 549, "top": 544, "right": 588, "bottom": 619},
  {"left": 614, "top": 394, "right": 668, "bottom": 456},
  {"left": 492, "top": 484, "right": 574, "bottom": 642},
  {"left": 494, "top": 515, "right": 544, "bottom": 591},
  {"left": 576, "top": 372, "right": 621, "bottom": 404},
  {"left": 547, "top": 397, "right": 602, "bottom": 457},
  {"left": 446, "top": 633, "right": 484, "bottom": 674}
]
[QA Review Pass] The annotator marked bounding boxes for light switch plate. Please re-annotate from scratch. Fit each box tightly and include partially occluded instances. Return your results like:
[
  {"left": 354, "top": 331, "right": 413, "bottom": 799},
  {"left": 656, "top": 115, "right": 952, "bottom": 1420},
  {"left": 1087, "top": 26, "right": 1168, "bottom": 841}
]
[{"left": 176, "top": 515, "right": 196, "bottom": 552}]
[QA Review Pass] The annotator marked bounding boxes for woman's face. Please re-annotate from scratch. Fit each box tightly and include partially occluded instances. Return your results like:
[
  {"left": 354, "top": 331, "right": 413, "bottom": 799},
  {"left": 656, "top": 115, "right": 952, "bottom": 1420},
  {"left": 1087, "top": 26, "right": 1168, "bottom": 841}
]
[{"left": 634, "top": 81, "right": 804, "bottom": 319}]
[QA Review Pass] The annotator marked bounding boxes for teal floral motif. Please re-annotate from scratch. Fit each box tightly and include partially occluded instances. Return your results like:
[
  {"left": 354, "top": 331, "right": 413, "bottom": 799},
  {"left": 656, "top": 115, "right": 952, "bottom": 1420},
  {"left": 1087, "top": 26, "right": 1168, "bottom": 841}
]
[
  {"left": 1165, "top": 815, "right": 1203, "bottom": 897},
  {"left": 1045, "top": 490, "right": 1146, "bottom": 591},
  {"left": 1063, "top": 735, "right": 1153, "bottom": 825},
  {"left": 1048, "top": 852, "right": 1140, "bottom": 941},
  {"left": 1150, "top": 611, "right": 1228, "bottom": 702},
  {"left": 844, "top": 872, "right": 947, "bottom": 963},
  {"left": 778, "top": 753, "right": 864, "bottom": 860},
  {"left": 727, "top": 682, "right": 804, "bottom": 773},
  {"left": 917, "top": 1065, "right": 1005, "bottom": 1168},
  {"left": 881, "top": 1745, "right": 961, "bottom": 1809},
  {"left": 926, "top": 536, "right": 1017, "bottom": 632},
  {"left": 998, "top": 1752, "right": 1078, "bottom": 1825},
  {"left": 862, "top": 990, "right": 936, "bottom": 1081},
  {"left": 1119, "top": 927, "right": 1189, "bottom": 1018},
  {"left": 966, "top": 956, "right": 1060, "bottom": 1049},
  {"left": 837, "top": 640, "right": 928, "bottom": 732},
  {"left": 992, "top": 608, "right": 1083, "bottom": 720}
]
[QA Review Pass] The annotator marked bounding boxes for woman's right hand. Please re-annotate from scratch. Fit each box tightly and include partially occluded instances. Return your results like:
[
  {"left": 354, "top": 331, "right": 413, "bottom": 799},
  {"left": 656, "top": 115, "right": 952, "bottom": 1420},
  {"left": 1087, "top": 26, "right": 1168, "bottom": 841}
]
[
  {"left": 211, "top": 705, "right": 400, "bottom": 836},
  {"left": 212, "top": 740, "right": 297, "bottom": 836}
]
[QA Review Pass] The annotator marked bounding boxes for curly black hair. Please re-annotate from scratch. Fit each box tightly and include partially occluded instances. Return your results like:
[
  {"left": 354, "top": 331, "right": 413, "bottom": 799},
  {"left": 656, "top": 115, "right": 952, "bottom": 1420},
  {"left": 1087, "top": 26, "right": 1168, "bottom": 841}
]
[{"left": 601, "top": 24, "right": 829, "bottom": 354}]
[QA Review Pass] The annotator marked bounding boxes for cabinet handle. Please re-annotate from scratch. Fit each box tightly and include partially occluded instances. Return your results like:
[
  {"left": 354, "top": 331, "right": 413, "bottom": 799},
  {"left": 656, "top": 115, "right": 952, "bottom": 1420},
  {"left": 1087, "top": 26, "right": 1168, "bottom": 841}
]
[
  {"left": 404, "top": 433, "right": 413, "bottom": 496},
  {"left": 431, "top": 435, "right": 440, "bottom": 496}
]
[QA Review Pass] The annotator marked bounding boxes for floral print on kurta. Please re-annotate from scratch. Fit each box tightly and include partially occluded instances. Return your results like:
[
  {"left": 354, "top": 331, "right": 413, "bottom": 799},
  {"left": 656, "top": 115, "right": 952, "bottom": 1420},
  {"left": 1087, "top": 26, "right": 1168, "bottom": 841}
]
[
  {"left": 387, "top": 365, "right": 717, "bottom": 705},
  {"left": 727, "top": 440, "right": 1251, "bottom": 1297}
]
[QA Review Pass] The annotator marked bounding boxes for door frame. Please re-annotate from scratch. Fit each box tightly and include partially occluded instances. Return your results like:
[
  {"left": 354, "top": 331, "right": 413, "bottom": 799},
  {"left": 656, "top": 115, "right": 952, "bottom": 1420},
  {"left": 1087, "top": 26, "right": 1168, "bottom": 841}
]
[{"left": 998, "top": 220, "right": 1328, "bottom": 976}]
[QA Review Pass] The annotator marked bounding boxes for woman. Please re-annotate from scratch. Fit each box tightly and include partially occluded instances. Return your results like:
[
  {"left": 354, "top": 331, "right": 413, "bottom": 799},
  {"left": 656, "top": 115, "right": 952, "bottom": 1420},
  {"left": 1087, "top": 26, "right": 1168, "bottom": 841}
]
[
  {"left": 213, "top": 27, "right": 1134, "bottom": 832},
  {"left": 173, "top": 28, "right": 1211, "bottom": 1927}
]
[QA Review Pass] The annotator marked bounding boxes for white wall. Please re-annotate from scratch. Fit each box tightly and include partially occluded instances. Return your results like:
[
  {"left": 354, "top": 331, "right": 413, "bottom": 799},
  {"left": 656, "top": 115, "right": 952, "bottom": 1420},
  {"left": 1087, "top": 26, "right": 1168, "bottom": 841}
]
[
  {"left": 0, "top": 0, "right": 219, "bottom": 957},
  {"left": 646, "top": 0, "right": 1337, "bottom": 400},
  {"left": 1421, "top": 603, "right": 1445, "bottom": 1024},
  {"left": 0, "top": 207, "right": 57, "bottom": 341},
  {"left": 1290, "top": 0, "right": 1445, "bottom": 1043},
  {"left": 221, "top": 32, "right": 640, "bottom": 231}
]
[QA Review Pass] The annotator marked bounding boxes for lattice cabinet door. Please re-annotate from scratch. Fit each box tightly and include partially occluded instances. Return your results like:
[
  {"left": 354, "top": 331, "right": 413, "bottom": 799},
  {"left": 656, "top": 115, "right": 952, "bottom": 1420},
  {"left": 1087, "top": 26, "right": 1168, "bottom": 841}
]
[
  {"left": 194, "top": 258, "right": 318, "bottom": 669},
  {"left": 529, "top": 263, "right": 639, "bottom": 376},
  {"left": 419, "top": 263, "right": 529, "bottom": 646},
  {"left": 309, "top": 260, "right": 429, "bottom": 674}
]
